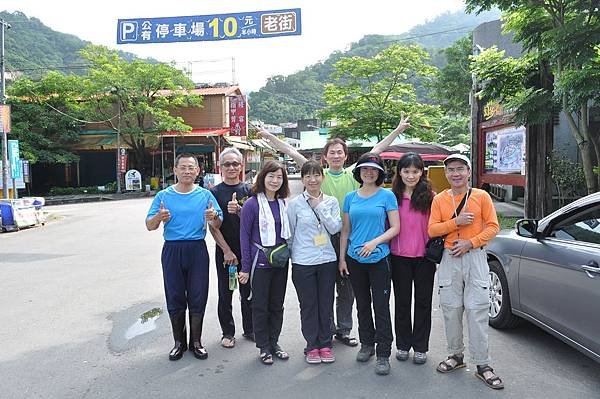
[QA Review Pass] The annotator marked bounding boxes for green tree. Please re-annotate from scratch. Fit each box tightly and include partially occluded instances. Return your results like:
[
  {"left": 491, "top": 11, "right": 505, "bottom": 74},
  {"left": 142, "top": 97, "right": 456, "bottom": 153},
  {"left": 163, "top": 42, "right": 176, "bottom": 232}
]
[
  {"left": 433, "top": 35, "right": 473, "bottom": 115},
  {"left": 467, "top": 0, "right": 600, "bottom": 193},
  {"left": 8, "top": 72, "right": 85, "bottom": 164},
  {"left": 320, "top": 44, "right": 441, "bottom": 142},
  {"left": 436, "top": 114, "right": 471, "bottom": 147},
  {"left": 249, "top": 72, "right": 324, "bottom": 123},
  {"left": 77, "top": 45, "right": 202, "bottom": 173}
]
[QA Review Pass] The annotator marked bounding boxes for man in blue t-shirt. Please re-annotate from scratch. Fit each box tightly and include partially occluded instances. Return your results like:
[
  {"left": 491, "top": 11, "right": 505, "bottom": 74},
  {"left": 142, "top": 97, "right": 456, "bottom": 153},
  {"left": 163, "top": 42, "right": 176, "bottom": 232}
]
[{"left": 146, "top": 153, "right": 223, "bottom": 361}]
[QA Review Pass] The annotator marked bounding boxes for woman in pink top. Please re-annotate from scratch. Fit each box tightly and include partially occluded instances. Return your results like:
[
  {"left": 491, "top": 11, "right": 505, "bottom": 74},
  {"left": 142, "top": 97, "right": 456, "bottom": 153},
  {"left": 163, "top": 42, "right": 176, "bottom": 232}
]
[{"left": 389, "top": 153, "right": 435, "bottom": 365}]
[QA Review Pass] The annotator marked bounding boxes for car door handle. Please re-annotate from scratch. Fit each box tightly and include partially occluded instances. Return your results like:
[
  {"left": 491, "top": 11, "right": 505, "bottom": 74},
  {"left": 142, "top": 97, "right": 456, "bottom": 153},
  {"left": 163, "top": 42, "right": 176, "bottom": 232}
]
[{"left": 581, "top": 261, "right": 600, "bottom": 278}]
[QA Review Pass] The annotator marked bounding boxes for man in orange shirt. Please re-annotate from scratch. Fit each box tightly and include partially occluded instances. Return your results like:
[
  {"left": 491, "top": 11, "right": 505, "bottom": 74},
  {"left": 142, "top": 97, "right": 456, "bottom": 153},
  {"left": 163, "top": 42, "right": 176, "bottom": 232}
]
[{"left": 428, "top": 154, "right": 503, "bottom": 390}]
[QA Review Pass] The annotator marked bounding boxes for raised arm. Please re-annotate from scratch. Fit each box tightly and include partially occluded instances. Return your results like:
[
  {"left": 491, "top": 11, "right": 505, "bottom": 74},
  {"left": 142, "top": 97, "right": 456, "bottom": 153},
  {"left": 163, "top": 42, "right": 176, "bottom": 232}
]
[
  {"left": 258, "top": 129, "right": 308, "bottom": 167},
  {"left": 371, "top": 115, "right": 411, "bottom": 155}
]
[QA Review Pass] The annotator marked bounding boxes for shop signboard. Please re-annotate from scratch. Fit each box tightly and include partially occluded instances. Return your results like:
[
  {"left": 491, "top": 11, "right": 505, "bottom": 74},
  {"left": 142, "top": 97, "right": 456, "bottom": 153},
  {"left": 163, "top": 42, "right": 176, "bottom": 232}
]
[
  {"left": 229, "top": 95, "right": 247, "bottom": 137},
  {"left": 8, "top": 140, "right": 21, "bottom": 179},
  {"left": 125, "top": 169, "right": 142, "bottom": 191},
  {"left": 0, "top": 163, "right": 25, "bottom": 189}
]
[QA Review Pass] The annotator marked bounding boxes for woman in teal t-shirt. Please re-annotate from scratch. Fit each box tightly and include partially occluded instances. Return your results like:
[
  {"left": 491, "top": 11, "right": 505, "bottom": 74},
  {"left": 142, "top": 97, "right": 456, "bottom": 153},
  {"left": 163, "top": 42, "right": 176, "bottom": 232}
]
[{"left": 339, "top": 153, "right": 399, "bottom": 376}]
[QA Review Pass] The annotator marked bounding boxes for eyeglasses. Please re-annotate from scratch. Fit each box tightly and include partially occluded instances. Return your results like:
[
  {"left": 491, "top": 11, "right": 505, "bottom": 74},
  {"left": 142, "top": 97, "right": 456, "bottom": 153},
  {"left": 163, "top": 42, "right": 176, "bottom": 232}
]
[
  {"left": 177, "top": 166, "right": 198, "bottom": 171},
  {"left": 446, "top": 167, "right": 468, "bottom": 173},
  {"left": 222, "top": 162, "right": 241, "bottom": 168}
]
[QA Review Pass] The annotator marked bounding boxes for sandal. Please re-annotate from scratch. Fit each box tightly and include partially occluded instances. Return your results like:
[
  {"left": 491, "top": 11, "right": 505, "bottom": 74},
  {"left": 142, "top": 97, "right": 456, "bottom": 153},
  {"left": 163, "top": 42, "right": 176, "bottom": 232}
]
[
  {"left": 436, "top": 354, "right": 466, "bottom": 373},
  {"left": 476, "top": 365, "right": 504, "bottom": 390},
  {"left": 334, "top": 334, "right": 359, "bottom": 347},
  {"left": 259, "top": 351, "right": 273, "bottom": 365},
  {"left": 272, "top": 345, "right": 290, "bottom": 360},
  {"left": 221, "top": 336, "right": 235, "bottom": 348}
]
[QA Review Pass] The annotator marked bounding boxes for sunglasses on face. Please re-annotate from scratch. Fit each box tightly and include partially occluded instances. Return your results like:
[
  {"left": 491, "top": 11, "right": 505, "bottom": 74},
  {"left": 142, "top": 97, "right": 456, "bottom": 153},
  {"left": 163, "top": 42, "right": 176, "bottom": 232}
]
[{"left": 222, "top": 162, "right": 241, "bottom": 168}]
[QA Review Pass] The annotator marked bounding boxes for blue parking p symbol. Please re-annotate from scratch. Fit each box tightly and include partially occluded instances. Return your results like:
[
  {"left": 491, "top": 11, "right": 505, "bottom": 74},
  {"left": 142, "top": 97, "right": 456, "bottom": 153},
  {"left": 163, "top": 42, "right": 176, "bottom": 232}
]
[{"left": 120, "top": 21, "right": 138, "bottom": 42}]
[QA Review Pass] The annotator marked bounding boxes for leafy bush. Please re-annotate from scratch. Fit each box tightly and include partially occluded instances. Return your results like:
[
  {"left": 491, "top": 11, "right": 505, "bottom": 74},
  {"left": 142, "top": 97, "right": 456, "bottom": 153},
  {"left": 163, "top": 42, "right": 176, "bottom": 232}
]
[
  {"left": 549, "top": 151, "right": 586, "bottom": 208},
  {"left": 48, "top": 183, "right": 117, "bottom": 196}
]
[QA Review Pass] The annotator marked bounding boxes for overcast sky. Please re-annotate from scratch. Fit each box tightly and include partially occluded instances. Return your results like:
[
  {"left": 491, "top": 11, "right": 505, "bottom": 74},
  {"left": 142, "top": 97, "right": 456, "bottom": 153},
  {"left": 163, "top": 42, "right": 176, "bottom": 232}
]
[{"left": 3, "top": 0, "right": 466, "bottom": 91}]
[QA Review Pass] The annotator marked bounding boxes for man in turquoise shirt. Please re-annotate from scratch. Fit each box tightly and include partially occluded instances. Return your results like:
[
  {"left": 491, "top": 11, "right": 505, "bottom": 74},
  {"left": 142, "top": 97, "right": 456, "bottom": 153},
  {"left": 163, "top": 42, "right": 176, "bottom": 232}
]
[{"left": 146, "top": 153, "right": 223, "bottom": 361}]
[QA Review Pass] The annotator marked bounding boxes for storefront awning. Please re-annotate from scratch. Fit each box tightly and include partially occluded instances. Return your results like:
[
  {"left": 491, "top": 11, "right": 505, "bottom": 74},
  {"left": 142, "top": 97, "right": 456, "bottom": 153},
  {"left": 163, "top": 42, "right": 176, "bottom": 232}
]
[
  {"left": 250, "top": 139, "right": 276, "bottom": 153},
  {"left": 71, "top": 135, "right": 130, "bottom": 151},
  {"left": 160, "top": 128, "right": 229, "bottom": 137},
  {"left": 72, "top": 133, "right": 160, "bottom": 151},
  {"left": 224, "top": 136, "right": 254, "bottom": 151}
]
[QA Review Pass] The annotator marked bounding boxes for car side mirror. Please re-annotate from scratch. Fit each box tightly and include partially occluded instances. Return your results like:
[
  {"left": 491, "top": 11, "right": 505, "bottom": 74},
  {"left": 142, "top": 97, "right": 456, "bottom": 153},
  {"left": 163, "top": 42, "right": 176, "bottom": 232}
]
[{"left": 516, "top": 219, "right": 538, "bottom": 238}]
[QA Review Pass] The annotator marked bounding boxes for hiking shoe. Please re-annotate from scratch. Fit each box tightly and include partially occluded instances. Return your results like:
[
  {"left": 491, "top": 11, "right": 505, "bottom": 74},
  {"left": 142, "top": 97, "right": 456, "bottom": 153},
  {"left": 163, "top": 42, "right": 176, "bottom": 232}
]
[
  {"left": 319, "top": 347, "right": 335, "bottom": 363},
  {"left": 413, "top": 351, "right": 427, "bottom": 364},
  {"left": 396, "top": 349, "right": 409, "bottom": 361},
  {"left": 375, "top": 357, "right": 391, "bottom": 375},
  {"left": 305, "top": 349, "right": 321, "bottom": 364},
  {"left": 356, "top": 345, "right": 375, "bottom": 362}
]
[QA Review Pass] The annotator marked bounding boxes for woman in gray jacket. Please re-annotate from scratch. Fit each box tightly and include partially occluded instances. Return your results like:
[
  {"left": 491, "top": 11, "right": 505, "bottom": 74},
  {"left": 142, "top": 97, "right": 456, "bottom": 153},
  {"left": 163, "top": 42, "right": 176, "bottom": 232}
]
[{"left": 287, "top": 160, "right": 342, "bottom": 364}]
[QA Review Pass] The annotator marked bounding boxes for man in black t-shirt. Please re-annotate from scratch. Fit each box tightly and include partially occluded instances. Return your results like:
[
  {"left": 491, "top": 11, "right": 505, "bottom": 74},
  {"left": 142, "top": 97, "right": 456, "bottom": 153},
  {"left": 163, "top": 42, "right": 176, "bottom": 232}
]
[{"left": 209, "top": 147, "right": 253, "bottom": 348}]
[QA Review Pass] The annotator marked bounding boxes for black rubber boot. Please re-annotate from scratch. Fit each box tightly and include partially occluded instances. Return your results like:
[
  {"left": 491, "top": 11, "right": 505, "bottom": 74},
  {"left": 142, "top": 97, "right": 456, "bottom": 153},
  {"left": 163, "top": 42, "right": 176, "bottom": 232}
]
[
  {"left": 168, "top": 311, "right": 187, "bottom": 361},
  {"left": 189, "top": 313, "right": 208, "bottom": 360}
]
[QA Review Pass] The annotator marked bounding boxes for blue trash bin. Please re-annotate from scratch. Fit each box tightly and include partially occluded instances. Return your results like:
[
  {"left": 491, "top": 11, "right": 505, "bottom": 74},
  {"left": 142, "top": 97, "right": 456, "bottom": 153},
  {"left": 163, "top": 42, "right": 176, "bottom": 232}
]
[{"left": 0, "top": 202, "right": 15, "bottom": 228}]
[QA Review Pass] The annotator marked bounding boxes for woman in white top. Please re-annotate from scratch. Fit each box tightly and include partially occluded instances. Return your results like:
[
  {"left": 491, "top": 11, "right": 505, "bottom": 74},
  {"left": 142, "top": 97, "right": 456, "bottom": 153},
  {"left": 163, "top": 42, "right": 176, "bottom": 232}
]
[{"left": 287, "top": 160, "right": 342, "bottom": 364}]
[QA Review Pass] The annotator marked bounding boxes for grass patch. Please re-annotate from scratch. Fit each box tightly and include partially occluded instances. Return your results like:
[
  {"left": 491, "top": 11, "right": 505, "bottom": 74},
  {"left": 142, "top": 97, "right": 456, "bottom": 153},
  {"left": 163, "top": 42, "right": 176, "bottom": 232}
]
[{"left": 498, "top": 215, "right": 520, "bottom": 230}]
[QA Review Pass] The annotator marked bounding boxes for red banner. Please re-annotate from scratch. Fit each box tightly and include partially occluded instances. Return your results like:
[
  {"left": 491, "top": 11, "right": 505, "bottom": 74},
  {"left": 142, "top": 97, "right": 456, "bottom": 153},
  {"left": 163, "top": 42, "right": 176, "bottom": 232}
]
[
  {"left": 0, "top": 104, "right": 11, "bottom": 133},
  {"left": 229, "top": 95, "right": 247, "bottom": 137},
  {"left": 119, "top": 148, "right": 128, "bottom": 173}
]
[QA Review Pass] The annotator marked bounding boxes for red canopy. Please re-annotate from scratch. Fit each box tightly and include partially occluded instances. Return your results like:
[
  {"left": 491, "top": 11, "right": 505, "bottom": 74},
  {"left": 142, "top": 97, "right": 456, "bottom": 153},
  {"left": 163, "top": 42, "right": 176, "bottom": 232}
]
[
  {"left": 379, "top": 142, "right": 454, "bottom": 161},
  {"left": 380, "top": 152, "right": 449, "bottom": 161}
]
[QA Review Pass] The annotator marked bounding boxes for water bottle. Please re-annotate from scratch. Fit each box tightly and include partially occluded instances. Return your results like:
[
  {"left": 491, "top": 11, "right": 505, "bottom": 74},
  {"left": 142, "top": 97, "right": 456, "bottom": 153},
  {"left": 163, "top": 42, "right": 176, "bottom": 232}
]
[{"left": 228, "top": 265, "right": 238, "bottom": 291}]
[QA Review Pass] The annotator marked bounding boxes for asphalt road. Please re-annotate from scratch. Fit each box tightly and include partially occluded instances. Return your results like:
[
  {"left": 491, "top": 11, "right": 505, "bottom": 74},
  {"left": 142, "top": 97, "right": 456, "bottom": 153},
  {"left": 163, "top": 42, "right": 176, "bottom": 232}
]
[{"left": 1, "top": 180, "right": 599, "bottom": 399}]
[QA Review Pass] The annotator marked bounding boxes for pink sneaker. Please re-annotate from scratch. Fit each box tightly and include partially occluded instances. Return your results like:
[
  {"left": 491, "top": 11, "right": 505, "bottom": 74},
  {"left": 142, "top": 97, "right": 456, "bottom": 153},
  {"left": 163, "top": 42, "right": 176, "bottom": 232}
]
[
  {"left": 319, "top": 347, "right": 335, "bottom": 363},
  {"left": 306, "top": 349, "right": 321, "bottom": 364}
]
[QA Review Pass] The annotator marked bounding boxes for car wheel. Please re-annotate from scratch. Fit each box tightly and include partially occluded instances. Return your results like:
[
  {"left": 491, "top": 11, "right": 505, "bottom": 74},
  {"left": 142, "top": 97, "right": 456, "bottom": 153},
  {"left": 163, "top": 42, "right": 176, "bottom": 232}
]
[{"left": 488, "top": 259, "right": 521, "bottom": 329}]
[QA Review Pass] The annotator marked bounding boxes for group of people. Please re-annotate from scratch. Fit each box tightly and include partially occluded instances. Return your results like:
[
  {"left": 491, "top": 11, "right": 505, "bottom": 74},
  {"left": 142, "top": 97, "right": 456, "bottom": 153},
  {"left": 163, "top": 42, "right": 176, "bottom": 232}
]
[{"left": 145, "top": 117, "right": 504, "bottom": 390}]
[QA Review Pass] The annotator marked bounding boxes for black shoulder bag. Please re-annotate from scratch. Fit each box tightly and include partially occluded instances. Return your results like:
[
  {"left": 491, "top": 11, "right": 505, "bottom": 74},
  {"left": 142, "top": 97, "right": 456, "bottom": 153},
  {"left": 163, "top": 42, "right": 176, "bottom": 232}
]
[{"left": 425, "top": 189, "right": 471, "bottom": 263}]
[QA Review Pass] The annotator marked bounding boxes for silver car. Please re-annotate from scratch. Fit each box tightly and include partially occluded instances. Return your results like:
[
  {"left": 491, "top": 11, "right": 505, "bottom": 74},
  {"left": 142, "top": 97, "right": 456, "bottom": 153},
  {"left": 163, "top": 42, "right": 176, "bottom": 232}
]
[{"left": 486, "top": 192, "right": 600, "bottom": 363}]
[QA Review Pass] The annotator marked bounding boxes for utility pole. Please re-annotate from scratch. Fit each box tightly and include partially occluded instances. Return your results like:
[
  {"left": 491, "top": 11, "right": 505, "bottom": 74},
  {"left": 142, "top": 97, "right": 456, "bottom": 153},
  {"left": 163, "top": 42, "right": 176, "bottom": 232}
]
[
  {"left": 1, "top": 19, "right": 11, "bottom": 199},
  {"left": 116, "top": 107, "right": 122, "bottom": 194}
]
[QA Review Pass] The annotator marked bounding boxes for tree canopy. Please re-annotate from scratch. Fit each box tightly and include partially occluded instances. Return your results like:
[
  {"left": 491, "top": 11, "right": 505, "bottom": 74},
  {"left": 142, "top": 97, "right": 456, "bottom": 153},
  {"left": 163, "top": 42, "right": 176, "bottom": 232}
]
[
  {"left": 248, "top": 8, "right": 500, "bottom": 124},
  {"left": 8, "top": 45, "right": 202, "bottom": 174},
  {"left": 8, "top": 72, "right": 84, "bottom": 163},
  {"left": 76, "top": 45, "right": 202, "bottom": 173},
  {"left": 320, "top": 44, "right": 441, "bottom": 142},
  {"left": 467, "top": 0, "right": 600, "bottom": 193}
]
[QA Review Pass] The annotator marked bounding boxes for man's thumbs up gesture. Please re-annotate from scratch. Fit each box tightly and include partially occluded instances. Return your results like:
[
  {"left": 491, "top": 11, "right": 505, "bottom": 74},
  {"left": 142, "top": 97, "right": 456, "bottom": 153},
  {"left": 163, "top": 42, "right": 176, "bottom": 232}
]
[
  {"left": 227, "top": 192, "right": 240, "bottom": 215},
  {"left": 157, "top": 200, "right": 171, "bottom": 223},
  {"left": 204, "top": 200, "right": 218, "bottom": 224}
]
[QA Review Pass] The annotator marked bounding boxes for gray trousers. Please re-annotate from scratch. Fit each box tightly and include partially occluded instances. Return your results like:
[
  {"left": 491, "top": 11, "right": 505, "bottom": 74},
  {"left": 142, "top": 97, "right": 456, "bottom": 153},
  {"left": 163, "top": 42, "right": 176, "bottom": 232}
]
[
  {"left": 437, "top": 248, "right": 491, "bottom": 365},
  {"left": 330, "top": 234, "right": 355, "bottom": 336}
]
